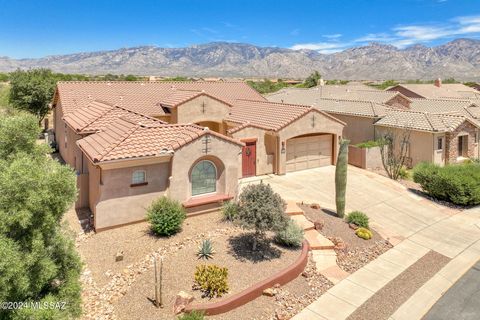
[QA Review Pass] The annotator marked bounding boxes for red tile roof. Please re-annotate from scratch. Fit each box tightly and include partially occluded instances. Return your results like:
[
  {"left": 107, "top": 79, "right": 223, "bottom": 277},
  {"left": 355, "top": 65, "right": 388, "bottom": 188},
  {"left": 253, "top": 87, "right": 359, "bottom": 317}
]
[
  {"left": 63, "top": 100, "right": 164, "bottom": 134},
  {"left": 77, "top": 120, "right": 243, "bottom": 163},
  {"left": 157, "top": 89, "right": 233, "bottom": 108},
  {"left": 226, "top": 99, "right": 345, "bottom": 133},
  {"left": 55, "top": 81, "right": 265, "bottom": 115}
]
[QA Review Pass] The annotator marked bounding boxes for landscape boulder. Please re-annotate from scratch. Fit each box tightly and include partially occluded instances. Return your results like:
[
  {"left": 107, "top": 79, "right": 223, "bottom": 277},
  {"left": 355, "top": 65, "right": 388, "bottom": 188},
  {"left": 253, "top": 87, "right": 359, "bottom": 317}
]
[{"left": 173, "top": 291, "right": 194, "bottom": 314}]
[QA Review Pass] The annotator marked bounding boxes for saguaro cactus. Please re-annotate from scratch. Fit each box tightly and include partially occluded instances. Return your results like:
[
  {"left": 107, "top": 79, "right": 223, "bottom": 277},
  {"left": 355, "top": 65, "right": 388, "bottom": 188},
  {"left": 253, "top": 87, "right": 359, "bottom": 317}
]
[{"left": 335, "top": 139, "right": 350, "bottom": 218}]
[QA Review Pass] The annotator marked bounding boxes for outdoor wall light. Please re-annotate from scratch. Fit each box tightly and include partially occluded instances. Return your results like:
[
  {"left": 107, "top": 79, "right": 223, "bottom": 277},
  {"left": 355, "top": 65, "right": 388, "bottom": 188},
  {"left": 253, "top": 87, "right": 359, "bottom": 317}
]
[{"left": 281, "top": 141, "right": 286, "bottom": 153}]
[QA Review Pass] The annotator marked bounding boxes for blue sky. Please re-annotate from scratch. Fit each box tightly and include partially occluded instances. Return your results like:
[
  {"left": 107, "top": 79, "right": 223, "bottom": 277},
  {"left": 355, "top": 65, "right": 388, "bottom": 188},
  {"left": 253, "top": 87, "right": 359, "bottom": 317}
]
[{"left": 1, "top": 0, "right": 479, "bottom": 58}]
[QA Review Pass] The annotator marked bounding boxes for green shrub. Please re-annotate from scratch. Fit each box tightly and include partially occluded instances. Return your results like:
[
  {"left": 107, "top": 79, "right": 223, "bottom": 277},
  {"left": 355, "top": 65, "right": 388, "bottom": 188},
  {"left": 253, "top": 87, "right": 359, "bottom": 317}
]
[
  {"left": 398, "top": 166, "right": 410, "bottom": 180},
  {"left": 355, "top": 227, "right": 373, "bottom": 240},
  {"left": 197, "top": 239, "right": 215, "bottom": 260},
  {"left": 346, "top": 211, "right": 369, "bottom": 229},
  {"left": 274, "top": 220, "right": 304, "bottom": 247},
  {"left": 413, "top": 162, "right": 480, "bottom": 206},
  {"left": 178, "top": 310, "right": 205, "bottom": 320},
  {"left": 147, "top": 197, "right": 186, "bottom": 236},
  {"left": 193, "top": 264, "right": 229, "bottom": 298},
  {"left": 221, "top": 201, "right": 239, "bottom": 221},
  {"left": 355, "top": 140, "right": 382, "bottom": 149},
  {"left": 237, "top": 183, "right": 288, "bottom": 250}
]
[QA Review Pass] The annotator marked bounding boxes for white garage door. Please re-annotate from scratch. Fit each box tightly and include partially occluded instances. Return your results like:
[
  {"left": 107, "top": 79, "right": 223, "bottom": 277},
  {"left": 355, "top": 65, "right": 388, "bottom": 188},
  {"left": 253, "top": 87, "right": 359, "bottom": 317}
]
[{"left": 286, "top": 135, "right": 332, "bottom": 172}]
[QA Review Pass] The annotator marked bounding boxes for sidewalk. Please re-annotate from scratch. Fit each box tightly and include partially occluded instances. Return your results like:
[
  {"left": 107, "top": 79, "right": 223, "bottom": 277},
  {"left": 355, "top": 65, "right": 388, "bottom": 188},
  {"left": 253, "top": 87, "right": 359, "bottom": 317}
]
[{"left": 293, "top": 206, "right": 480, "bottom": 320}]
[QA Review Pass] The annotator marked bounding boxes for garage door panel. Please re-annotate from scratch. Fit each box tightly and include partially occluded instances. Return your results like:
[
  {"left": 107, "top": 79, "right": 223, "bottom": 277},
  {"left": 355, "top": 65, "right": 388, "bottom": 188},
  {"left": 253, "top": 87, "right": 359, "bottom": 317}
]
[{"left": 286, "top": 135, "right": 333, "bottom": 172}]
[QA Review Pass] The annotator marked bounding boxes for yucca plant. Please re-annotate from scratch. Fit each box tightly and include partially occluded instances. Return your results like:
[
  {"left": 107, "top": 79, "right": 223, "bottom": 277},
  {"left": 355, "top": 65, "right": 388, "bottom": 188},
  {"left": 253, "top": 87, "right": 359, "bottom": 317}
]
[{"left": 197, "top": 239, "right": 215, "bottom": 260}]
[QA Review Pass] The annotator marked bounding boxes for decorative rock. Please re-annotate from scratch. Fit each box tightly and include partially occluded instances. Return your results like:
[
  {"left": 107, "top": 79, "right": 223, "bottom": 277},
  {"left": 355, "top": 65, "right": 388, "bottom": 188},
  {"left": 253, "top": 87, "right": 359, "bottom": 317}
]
[
  {"left": 310, "top": 203, "right": 321, "bottom": 210},
  {"left": 349, "top": 223, "right": 359, "bottom": 230},
  {"left": 314, "top": 220, "right": 324, "bottom": 231},
  {"left": 173, "top": 291, "right": 194, "bottom": 314},
  {"left": 115, "top": 251, "right": 124, "bottom": 262},
  {"left": 263, "top": 288, "right": 276, "bottom": 297}
]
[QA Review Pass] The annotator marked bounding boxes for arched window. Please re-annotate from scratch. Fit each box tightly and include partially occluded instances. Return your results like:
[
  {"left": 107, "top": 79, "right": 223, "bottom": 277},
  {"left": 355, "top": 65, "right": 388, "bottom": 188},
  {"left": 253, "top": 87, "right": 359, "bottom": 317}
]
[{"left": 191, "top": 160, "right": 217, "bottom": 196}]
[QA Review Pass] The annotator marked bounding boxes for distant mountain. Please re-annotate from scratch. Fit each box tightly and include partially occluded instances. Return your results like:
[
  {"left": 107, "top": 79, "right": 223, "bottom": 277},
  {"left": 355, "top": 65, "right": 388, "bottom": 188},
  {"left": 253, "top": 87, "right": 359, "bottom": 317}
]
[{"left": 1, "top": 39, "right": 480, "bottom": 80}]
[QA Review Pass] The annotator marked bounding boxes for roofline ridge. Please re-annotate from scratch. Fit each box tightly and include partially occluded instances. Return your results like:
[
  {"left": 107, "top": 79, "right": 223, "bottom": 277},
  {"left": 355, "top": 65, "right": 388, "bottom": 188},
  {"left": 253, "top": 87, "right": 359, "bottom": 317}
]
[
  {"left": 235, "top": 98, "right": 311, "bottom": 109},
  {"left": 97, "top": 123, "right": 141, "bottom": 161}
]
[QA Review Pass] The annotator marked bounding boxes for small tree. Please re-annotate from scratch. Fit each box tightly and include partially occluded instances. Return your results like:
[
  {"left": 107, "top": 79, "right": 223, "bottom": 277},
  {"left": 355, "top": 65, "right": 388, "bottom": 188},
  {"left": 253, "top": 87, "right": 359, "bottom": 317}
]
[
  {"left": 378, "top": 128, "right": 411, "bottom": 180},
  {"left": 303, "top": 71, "right": 321, "bottom": 88},
  {"left": 237, "top": 183, "right": 288, "bottom": 250},
  {"left": 9, "top": 68, "right": 57, "bottom": 123},
  {"left": 0, "top": 113, "right": 81, "bottom": 319},
  {"left": 335, "top": 139, "right": 349, "bottom": 218}
]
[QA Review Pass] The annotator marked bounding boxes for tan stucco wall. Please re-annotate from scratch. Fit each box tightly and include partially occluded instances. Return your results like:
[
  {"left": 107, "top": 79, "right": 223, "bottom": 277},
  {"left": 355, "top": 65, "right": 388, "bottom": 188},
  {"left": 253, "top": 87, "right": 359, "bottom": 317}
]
[
  {"left": 326, "top": 113, "right": 376, "bottom": 144},
  {"left": 375, "top": 126, "right": 435, "bottom": 167},
  {"left": 278, "top": 111, "right": 344, "bottom": 174},
  {"left": 230, "top": 126, "right": 276, "bottom": 176},
  {"left": 93, "top": 161, "right": 171, "bottom": 230},
  {"left": 169, "top": 133, "right": 241, "bottom": 202},
  {"left": 175, "top": 96, "right": 230, "bottom": 134}
]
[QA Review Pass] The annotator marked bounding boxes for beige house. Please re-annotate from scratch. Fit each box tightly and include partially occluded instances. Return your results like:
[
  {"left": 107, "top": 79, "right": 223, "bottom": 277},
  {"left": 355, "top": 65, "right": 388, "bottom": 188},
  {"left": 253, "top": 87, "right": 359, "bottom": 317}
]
[
  {"left": 375, "top": 110, "right": 479, "bottom": 166},
  {"left": 52, "top": 81, "right": 346, "bottom": 231},
  {"left": 387, "top": 79, "right": 480, "bottom": 99},
  {"left": 267, "top": 85, "right": 480, "bottom": 167}
]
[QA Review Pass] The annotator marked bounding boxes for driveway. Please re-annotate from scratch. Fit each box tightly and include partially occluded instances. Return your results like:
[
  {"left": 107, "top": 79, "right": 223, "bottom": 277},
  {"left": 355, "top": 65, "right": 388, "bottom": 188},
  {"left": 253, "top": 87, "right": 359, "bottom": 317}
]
[
  {"left": 240, "top": 165, "right": 480, "bottom": 319},
  {"left": 239, "top": 165, "right": 480, "bottom": 260}
]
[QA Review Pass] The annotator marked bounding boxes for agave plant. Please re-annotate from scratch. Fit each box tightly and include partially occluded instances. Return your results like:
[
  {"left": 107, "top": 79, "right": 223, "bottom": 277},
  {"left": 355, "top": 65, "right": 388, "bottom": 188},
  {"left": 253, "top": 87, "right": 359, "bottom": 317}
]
[{"left": 197, "top": 239, "right": 215, "bottom": 260}]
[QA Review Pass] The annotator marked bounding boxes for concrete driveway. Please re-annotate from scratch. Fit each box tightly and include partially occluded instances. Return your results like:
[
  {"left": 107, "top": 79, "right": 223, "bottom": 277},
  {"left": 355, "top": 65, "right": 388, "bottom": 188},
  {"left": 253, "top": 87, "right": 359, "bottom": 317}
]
[
  {"left": 241, "top": 165, "right": 480, "bottom": 319},
  {"left": 239, "top": 165, "right": 480, "bottom": 259}
]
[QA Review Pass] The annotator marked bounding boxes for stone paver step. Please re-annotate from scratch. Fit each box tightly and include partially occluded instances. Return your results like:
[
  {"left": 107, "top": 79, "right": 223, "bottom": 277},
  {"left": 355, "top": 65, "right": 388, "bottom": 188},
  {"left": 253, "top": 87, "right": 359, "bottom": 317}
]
[
  {"left": 304, "top": 229, "right": 335, "bottom": 250},
  {"left": 291, "top": 215, "right": 315, "bottom": 231},
  {"left": 311, "top": 249, "right": 338, "bottom": 271},
  {"left": 286, "top": 200, "right": 304, "bottom": 216}
]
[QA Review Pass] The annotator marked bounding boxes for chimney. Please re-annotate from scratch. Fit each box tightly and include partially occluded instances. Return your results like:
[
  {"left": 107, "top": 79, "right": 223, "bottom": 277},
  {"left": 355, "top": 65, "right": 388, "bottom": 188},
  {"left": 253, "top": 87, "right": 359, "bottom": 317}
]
[{"left": 434, "top": 78, "right": 442, "bottom": 87}]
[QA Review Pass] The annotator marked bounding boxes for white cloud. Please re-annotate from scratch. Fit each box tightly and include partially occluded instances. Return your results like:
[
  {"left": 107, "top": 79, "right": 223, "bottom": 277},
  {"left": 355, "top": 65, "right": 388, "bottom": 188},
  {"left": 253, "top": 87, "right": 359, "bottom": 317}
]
[
  {"left": 290, "top": 14, "right": 480, "bottom": 54},
  {"left": 354, "top": 33, "right": 396, "bottom": 43},
  {"left": 290, "top": 42, "right": 350, "bottom": 53},
  {"left": 322, "top": 34, "right": 342, "bottom": 39}
]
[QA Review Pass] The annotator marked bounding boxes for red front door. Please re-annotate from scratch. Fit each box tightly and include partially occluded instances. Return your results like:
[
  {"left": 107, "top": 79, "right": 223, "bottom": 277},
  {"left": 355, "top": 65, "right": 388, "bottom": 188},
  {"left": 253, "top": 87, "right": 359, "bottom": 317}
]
[{"left": 242, "top": 142, "right": 256, "bottom": 177}]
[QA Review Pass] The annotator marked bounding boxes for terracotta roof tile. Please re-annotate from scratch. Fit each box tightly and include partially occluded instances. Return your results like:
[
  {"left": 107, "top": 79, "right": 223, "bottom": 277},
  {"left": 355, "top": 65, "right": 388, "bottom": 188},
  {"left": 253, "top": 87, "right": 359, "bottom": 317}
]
[
  {"left": 63, "top": 100, "right": 164, "bottom": 133},
  {"left": 226, "top": 99, "right": 344, "bottom": 133},
  {"left": 267, "top": 85, "right": 409, "bottom": 105},
  {"left": 374, "top": 109, "right": 476, "bottom": 132},
  {"left": 55, "top": 81, "right": 265, "bottom": 115},
  {"left": 77, "top": 122, "right": 243, "bottom": 163}
]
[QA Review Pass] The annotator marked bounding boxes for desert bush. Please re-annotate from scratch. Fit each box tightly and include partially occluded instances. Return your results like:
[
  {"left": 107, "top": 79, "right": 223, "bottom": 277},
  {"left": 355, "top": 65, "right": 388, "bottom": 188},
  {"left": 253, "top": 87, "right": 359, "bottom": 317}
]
[
  {"left": 221, "top": 201, "right": 239, "bottom": 221},
  {"left": 413, "top": 162, "right": 480, "bottom": 206},
  {"left": 355, "top": 140, "right": 383, "bottom": 149},
  {"left": 237, "top": 183, "right": 288, "bottom": 250},
  {"left": 398, "top": 166, "right": 410, "bottom": 180},
  {"left": 274, "top": 220, "right": 304, "bottom": 247},
  {"left": 177, "top": 310, "right": 205, "bottom": 320},
  {"left": 346, "top": 211, "right": 369, "bottom": 229},
  {"left": 355, "top": 227, "right": 373, "bottom": 240},
  {"left": 197, "top": 239, "right": 215, "bottom": 260},
  {"left": 193, "top": 264, "right": 229, "bottom": 298},
  {"left": 147, "top": 197, "right": 186, "bottom": 236}
]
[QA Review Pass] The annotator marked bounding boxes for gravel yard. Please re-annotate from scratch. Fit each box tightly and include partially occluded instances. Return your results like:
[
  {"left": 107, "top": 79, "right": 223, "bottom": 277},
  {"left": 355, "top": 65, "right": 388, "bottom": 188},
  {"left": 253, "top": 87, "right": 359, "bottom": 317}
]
[
  {"left": 113, "top": 232, "right": 302, "bottom": 320},
  {"left": 300, "top": 204, "right": 393, "bottom": 273},
  {"left": 76, "top": 212, "right": 232, "bottom": 287},
  {"left": 347, "top": 250, "right": 450, "bottom": 320}
]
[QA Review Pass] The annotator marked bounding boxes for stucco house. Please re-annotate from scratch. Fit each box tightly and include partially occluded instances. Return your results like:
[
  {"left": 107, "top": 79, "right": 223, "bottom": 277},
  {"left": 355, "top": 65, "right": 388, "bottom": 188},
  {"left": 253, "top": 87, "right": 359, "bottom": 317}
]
[
  {"left": 52, "top": 81, "right": 346, "bottom": 231},
  {"left": 266, "top": 85, "right": 480, "bottom": 167},
  {"left": 387, "top": 79, "right": 480, "bottom": 99}
]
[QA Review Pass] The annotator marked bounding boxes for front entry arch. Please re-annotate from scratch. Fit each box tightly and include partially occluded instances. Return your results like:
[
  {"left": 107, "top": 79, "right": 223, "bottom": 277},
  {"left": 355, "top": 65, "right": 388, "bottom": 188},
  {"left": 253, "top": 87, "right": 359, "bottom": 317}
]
[{"left": 286, "top": 134, "right": 333, "bottom": 172}]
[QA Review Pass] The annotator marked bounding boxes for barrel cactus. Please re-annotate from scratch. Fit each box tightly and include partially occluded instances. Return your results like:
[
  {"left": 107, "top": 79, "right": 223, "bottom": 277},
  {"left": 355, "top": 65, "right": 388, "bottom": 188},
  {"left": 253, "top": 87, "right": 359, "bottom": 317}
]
[{"left": 335, "top": 139, "right": 349, "bottom": 218}]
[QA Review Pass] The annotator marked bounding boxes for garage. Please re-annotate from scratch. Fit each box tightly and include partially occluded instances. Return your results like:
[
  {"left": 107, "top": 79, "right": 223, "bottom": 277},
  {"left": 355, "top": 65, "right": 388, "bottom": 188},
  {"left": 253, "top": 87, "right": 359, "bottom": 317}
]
[{"left": 286, "top": 134, "right": 333, "bottom": 172}]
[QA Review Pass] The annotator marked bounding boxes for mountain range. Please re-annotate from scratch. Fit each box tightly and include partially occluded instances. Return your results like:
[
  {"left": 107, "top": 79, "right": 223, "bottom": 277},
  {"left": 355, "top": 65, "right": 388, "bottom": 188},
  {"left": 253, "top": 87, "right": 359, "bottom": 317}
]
[{"left": 1, "top": 39, "right": 480, "bottom": 80}]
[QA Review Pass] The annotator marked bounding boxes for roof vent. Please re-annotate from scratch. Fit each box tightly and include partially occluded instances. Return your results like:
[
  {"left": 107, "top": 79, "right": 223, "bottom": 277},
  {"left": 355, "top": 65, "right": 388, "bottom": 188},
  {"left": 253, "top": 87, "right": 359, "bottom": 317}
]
[{"left": 204, "top": 127, "right": 210, "bottom": 131}]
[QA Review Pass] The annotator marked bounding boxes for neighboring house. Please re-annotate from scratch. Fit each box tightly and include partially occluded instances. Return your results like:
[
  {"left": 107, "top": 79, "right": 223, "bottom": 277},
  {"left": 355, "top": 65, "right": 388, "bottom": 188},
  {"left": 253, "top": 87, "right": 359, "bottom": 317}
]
[
  {"left": 375, "top": 110, "right": 479, "bottom": 166},
  {"left": 52, "top": 81, "right": 346, "bottom": 231},
  {"left": 267, "top": 85, "right": 412, "bottom": 109},
  {"left": 387, "top": 79, "right": 480, "bottom": 99}
]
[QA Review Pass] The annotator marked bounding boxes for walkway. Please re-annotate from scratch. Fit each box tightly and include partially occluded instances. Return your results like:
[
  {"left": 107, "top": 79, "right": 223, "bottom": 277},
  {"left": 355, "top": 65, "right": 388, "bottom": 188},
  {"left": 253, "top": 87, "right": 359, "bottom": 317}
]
[{"left": 240, "top": 166, "right": 480, "bottom": 320}]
